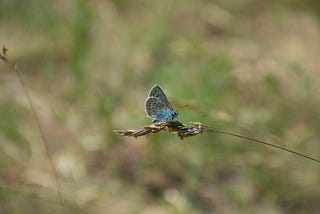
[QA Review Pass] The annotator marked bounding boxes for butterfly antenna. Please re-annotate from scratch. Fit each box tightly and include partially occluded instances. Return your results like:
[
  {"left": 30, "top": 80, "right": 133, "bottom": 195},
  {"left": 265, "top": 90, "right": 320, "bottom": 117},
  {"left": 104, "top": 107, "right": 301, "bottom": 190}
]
[{"left": 212, "top": 128, "right": 320, "bottom": 164}]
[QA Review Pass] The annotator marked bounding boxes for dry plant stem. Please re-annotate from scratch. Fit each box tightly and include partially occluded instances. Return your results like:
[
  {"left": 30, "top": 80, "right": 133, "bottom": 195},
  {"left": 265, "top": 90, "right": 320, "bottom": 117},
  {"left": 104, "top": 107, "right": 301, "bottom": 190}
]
[
  {"left": 113, "top": 121, "right": 210, "bottom": 139},
  {"left": 114, "top": 121, "right": 320, "bottom": 164},
  {"left": 0, "top": 46, "right": 66, "bottom": 213},
  {"left": 211, "top": 129, "right": 320, "bottom": 164}
]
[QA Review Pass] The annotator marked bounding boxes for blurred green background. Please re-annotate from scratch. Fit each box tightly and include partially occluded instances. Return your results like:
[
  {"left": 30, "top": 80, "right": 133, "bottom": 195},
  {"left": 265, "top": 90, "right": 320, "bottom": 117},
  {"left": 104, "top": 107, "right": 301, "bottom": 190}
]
[{"left": 1, "top": 0, "right": 320, "bottom": 213}]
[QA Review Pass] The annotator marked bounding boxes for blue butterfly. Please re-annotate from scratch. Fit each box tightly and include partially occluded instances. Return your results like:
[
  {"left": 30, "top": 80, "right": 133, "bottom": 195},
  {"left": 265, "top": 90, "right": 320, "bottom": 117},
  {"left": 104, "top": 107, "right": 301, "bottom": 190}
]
[{"left": 145, "top": 85, "right": 178, "bottom": 123}]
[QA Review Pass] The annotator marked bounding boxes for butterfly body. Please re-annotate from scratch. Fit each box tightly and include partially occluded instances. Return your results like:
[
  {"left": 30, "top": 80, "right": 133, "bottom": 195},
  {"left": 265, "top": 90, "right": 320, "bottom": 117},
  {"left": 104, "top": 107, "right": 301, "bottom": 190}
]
[{"left": 145, "top": 85, "right": 178, "bottom": 123}]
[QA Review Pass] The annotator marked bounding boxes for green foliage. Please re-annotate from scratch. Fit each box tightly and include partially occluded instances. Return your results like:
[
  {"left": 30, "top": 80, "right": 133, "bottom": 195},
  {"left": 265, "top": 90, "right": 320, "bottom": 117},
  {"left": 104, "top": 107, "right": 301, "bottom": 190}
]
[{"left": 1, "top": 0, "right": 320, "bottom": 213}]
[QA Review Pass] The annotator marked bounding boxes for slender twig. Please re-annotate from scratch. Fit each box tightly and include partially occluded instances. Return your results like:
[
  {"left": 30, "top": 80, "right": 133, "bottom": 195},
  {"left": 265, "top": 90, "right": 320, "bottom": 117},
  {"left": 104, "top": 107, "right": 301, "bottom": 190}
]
[
  {"left": 211, "top": 129, "right": 320, "bottom": 164},
  {"left": 0, "top": 46, "right": 65, "bottom": 213}
]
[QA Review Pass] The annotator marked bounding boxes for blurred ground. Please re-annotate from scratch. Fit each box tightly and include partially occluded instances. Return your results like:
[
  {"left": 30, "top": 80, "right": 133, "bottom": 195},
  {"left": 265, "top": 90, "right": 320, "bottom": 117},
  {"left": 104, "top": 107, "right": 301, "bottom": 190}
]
[{"left": 0, "top": 0, "right": 320, "bottom": 213}]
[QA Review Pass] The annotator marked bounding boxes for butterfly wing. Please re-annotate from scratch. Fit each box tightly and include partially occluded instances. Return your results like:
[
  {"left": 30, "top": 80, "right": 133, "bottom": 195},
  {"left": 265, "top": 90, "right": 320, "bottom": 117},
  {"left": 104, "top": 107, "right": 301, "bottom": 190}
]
[
  {"left": 148, "top": 85, "right": 174, "bottom": 110},
  {"left": 144, "top": 97, "right": 166, "bottom": 119}
]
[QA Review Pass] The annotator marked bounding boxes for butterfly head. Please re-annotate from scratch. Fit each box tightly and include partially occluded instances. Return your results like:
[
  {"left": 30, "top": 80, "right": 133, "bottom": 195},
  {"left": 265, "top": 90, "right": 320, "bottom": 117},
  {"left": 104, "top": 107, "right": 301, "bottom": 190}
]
[{"left": 173, "top": 110, "right": 178, "bottom": 119}]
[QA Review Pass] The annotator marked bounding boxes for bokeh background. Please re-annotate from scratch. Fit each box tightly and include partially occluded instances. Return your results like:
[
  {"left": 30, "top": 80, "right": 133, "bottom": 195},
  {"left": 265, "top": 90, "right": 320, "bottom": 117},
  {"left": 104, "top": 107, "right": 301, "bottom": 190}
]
[{"left": 1, "top": 0, "right": 320, "bottom": 213}]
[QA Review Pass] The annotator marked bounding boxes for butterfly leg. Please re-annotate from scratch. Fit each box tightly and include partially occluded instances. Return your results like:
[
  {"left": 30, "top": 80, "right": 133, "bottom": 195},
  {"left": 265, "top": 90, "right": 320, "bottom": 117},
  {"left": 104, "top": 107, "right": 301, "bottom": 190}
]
[{"left": 152, "top": 119, "right": 160, "bottom": 123}]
